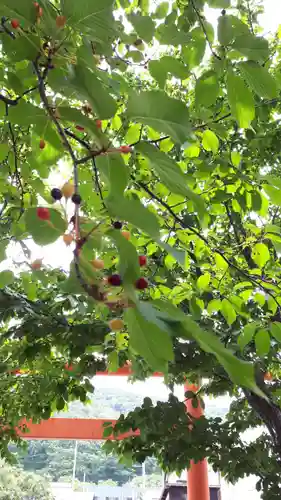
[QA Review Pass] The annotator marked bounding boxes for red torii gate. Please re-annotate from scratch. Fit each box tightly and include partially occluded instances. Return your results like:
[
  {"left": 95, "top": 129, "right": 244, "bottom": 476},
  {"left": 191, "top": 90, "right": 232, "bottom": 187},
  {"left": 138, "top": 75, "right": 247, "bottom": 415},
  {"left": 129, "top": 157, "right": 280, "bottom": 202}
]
[{"left": 17, "top": 366, "right": 210, "bottom": 500}]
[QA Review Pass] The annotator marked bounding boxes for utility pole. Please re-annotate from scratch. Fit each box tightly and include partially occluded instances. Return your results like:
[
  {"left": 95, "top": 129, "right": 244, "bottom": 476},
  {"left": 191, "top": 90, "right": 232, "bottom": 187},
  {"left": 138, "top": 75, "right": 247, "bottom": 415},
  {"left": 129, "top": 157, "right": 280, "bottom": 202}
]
[
  {"left": 72, "top": 440, "right": 78, "bottom": 491},
  {"left": 142, "top": 461, "right": 146, "bottom": 489}
]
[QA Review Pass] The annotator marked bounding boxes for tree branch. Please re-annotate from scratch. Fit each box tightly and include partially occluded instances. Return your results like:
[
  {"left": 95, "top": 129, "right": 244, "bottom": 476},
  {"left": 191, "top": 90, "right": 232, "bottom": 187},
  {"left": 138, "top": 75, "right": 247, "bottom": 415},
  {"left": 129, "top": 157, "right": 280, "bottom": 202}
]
[{"left": 135, "top": 178, "right": 281, "bottom": 308}]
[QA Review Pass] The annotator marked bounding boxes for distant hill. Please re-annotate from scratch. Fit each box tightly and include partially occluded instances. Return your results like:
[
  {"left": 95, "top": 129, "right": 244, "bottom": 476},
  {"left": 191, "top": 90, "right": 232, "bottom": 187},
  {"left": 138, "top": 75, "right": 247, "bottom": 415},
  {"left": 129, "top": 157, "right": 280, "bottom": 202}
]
[
  {"left": 58, "top": 387, "right": 156, "bottom": 419},
  {"left": 57, "top": 386, "right": 229, "bottom": 419}
]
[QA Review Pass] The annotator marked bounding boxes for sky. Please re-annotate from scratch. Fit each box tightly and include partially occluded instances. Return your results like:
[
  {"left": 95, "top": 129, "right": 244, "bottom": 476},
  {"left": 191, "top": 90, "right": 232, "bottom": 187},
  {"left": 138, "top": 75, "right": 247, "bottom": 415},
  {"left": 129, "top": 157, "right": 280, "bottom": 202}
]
[{"left": 259, "top": 0, "right": 281, "bottom": 34}]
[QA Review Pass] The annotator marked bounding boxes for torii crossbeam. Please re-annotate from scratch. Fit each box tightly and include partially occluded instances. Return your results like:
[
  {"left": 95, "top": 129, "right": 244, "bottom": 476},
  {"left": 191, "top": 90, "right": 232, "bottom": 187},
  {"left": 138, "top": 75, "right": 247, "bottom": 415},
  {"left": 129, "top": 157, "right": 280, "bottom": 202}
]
[{"left": 17, "top": 366, "right": 210, "bottom": 500}]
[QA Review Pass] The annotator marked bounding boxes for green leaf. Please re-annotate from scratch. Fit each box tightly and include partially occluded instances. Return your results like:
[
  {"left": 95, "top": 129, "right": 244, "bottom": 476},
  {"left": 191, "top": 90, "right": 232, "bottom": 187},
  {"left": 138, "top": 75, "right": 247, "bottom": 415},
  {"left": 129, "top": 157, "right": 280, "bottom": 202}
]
[
  {"left": 157, "top": 23, "right": 190, "bottom": 46},
  {"left": 138, "top": 301, "right": 177, "bottom": 334},
  {"left": 238, "top": 61, "right": 278, "bottom": 99},
  {"left": 56, "top": 397, "right": 65, "bottom": 411},
  {"left": 214, "top": 253, "right": 228, "bottom": 271},
  {"left": 0, "top": 242, "right": 7, "bottom": 262},
  {"left": 270, "top": 323, "right": 281, "bottom": 343},
  {"left": 0, "top": 0, "right": 37, "bottom": 23},
  {"left": 108, "top": 228, "right": 140, "bottom": 285},
  {"left": 231, "top": 151, "right": 241, "bottom": 167},
  {"left": 207, "top": 299, "right": 221, "bottom": 314},
  {"left": 25, "top": 208, "right": 67, "bottom": 245},
  {"left": 184, "top": 144, "right": 200, "bottom": 158},
  {"left": 126, "top": 50, "right": 144, "bottom": 63},
  {"left": 233, "top": 34, "right": 269, "bottom": 62},
  {"left": 227, "top": 70, "right": 255, "bottom": 129},
  {"left": 96, "top": 154, "right": 129, "bottom": 198},
  {"left": 107, "top": 351, "right": 119, "bottom": 373},
  {"left": 152, "top": 299, "right": 188, "bottom": 324},
  {"left": 128, "top": 14, "right": 155, "bottom": 43},
  {"left": 218, "top": 15, "right": 234, "bottom": 45},
  {"left": 255, "top": 329, "right": 271, "bottom": 357},
  {"left": 195, "top": 70, "right": 219, "bottom": 108},
  {"left": 61, "top": 0, "right": 116, "bottom": 42},
  {"left": 32, "top": 120, "right": 63, "bottom": 153},
  {"left": 159, "top": 56, "right": 189, "bottom": 80},
  {"left": 208, "top": 0, "right": 230, "bottom": 7},
  {"left": 0, "top": 271, "right": 14, "bottom": 288},
  {"left": 159, "top": 138, "right": 174, "bottom": 153},
  {"left": 103, "top": 426, "right": 113, "bottom": 438},
  {"left": 126, "top": 91, "right": 190, "bottom": 144},
  {"left": 125, "top": 124, "right": 142, "bottom": 144},
  {"left": 126, "top": 307, "right": 173, "bottom": 372},
  {"left": 154, "top": 2, "right": 169, "bottom": 18},
  {"left": 178, "top": 317, "right": 265, "bottom": 397},
  {"left": 106, "top": 197, "right": 160, "bottom": 238},
  {"left": 238, "top": 323, "right": 257, "bottom": 350},
  {"left": 251, "top": 243, "right": 270, "bottom": 268},
  {"left": 221, "top": 299, "right": 237, "bottom": 326},
  {"left": 263, "top": 185, "right": 281, "bottom": 206},
  {"left": 197, "top": 273, "right": 210, "bottom": 291},
  {"left": 148, "top": 60, "right": 167, "bottom": 88},
  {"left": 251, "top": 191, "right": 262, "bottom": 211},
  {"left": 182, "top": 28, "right": 206, "bottom": 69},
  {"left": 70, "top": 64, "right": 117, "bottom": 119},
  {"left": 0, "top": 144, "right": 9, "bottom": 162},
  {"left": 60, "top": 263, "right": 86, "bottom": 295},
  {"left": 58, "top": 107, "right": 105, "bottom": 144},
  {"left": 158, "top": 242, "right": 186, "bottom": 269},
  {"left": 4, "top": 34, "right": 40, "bottom": 62},
  {"left": 8, "top": 101, "right": 45, "bottom": 127},
  {"left": 0, "top": 102, "right": 5, "bottom": 117},
  {"left": 136, "top": 143, "right": 205, "bottom": 216},
  {"left": 202, "top": 130, "right": 219, "bottom": 154}
]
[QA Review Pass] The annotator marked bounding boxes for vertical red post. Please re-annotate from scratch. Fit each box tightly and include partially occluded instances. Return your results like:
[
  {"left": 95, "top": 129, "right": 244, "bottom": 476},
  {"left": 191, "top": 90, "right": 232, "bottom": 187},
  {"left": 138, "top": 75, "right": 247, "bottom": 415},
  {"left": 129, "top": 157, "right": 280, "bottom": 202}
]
[{"left": 184, "top": 383, "right": 210, "bottom": 500}]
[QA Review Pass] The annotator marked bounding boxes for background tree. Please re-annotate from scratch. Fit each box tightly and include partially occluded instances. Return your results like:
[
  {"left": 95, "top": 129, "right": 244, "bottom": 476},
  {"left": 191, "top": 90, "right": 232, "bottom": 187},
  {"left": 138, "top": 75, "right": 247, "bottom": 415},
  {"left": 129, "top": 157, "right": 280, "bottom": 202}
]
[
  {"left": 0, "top": 459, "right": 54, "bottom": 500},
  {"left": 0, "top": 0, "right": 281, "bottom": 498}
]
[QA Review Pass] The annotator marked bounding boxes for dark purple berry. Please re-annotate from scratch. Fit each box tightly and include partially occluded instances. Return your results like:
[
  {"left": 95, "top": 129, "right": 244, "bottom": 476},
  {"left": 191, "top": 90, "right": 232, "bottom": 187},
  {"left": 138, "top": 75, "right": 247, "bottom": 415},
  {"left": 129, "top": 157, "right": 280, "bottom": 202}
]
[
  {"left": 113, "top": 221, "right": 123, "bottom": 230},
  {"left": 72, "top": 193, "right": 82, "bottom": 205},
  {"left": 51, "top": 188, "right": 62, "bottom": 201},
  {"left": 134, "top": 38, "right": 143, "bottom": 46},
  {"left": 108, "top": 274, "right": 122, "bottom": 286}
]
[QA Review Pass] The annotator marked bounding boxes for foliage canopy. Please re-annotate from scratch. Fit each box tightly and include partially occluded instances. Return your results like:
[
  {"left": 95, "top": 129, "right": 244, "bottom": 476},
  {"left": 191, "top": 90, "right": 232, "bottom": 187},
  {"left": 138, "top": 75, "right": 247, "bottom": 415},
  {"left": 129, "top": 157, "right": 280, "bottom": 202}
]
[{"left": 1, "top": 0, "right": 281, "bottom": 498}]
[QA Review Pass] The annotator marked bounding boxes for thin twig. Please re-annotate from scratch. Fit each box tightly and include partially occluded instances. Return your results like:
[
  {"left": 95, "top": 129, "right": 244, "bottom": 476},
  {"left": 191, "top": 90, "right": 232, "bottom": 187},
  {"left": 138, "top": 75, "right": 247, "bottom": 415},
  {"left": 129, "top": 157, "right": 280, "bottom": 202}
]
[
  {"left": 129, "top": 135, "right": 169, "bottom": 147},
  {"left": 8, "top": 122, "right": 24, "bottom": 199},
  {"left": 190, "top": 0, "right": 221, "bottom": 61},
  {"left": 246, "top": 0, "right": 255, "bottom": 34},
  {"left": 1, "top": 17, "right": 15, "bottom": 39},
  {"left": 33, "top": 62, "right": 77, "bottom": 165},
  {"left": 0, "top": 86, "right": 38, "bottom": 107},
  {"left": 64, "top": 128, "right": 91, "bottom": 151},
  {"left": 92, "top": 157, "right": 107, "bottom": 214},
  {"left": 0, "top": 94, "right": 18, "bottom": 106}
]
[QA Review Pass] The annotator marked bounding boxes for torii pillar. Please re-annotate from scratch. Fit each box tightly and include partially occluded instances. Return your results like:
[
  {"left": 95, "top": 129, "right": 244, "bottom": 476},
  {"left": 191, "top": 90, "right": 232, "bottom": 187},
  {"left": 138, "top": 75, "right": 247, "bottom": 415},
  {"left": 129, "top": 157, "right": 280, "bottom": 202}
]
[{"left": 185, "top": 383, "right": 210, "bottom": 500}]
